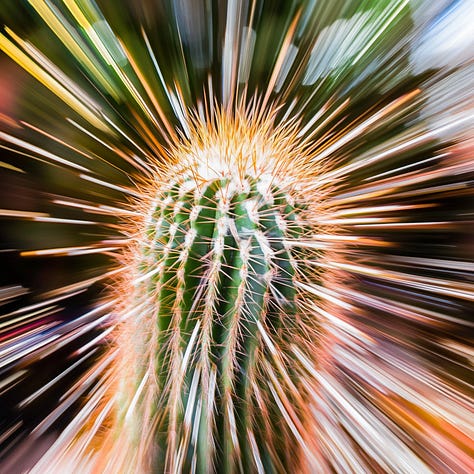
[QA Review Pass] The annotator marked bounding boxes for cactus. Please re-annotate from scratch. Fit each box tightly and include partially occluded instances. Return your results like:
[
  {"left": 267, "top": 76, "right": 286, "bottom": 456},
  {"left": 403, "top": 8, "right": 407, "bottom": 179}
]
[{"left": 104, "top": 110, "right": 322, "bottom": 473}]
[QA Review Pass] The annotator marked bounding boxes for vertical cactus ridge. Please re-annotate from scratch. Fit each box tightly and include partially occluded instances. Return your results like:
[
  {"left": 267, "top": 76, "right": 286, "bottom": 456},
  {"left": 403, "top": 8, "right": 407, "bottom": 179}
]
[{"left": 123, "top": 175, "right": 306, "bottom": 472}]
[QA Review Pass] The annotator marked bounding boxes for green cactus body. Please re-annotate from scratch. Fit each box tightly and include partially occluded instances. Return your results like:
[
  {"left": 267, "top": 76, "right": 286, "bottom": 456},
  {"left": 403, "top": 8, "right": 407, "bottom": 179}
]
[{"left": 123, "top": 173, "right": 306, "bottom": 472}]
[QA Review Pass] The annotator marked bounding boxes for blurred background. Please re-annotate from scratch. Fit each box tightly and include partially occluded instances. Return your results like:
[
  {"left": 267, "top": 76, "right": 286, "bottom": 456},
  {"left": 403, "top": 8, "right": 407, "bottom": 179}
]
[{"left": 0, "top": 0, "right": 472, "bottom": 472}]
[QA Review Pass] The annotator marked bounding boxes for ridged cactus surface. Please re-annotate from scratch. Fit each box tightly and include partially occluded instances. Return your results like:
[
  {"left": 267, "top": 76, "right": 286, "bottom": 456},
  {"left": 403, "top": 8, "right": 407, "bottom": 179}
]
[{"left": 123, "top": 175, "right": 305, "bottom": 472}]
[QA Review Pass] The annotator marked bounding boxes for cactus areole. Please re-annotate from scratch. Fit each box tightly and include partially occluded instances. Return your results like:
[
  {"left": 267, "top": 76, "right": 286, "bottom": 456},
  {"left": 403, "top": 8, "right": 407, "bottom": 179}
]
[{"left": 114, "top": 111, "right": 321, "bottom": 473}]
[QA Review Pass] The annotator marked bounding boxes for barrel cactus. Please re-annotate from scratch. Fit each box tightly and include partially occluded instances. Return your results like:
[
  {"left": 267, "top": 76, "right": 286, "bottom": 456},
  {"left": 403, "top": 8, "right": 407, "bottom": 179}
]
[{"left": 100, "top": 109, "right": 325, "bottom": 473}]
